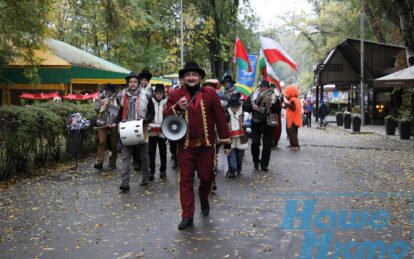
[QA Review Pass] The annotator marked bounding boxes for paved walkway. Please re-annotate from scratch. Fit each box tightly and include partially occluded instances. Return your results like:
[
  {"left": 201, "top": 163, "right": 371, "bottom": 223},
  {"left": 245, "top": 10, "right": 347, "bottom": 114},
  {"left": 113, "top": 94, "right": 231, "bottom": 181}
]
[
  {"left": 325, "top": 115, "right": 414, "bottom": 142},
  {"left": 0, "top": 121, "right": 413, "bottom": 258}
]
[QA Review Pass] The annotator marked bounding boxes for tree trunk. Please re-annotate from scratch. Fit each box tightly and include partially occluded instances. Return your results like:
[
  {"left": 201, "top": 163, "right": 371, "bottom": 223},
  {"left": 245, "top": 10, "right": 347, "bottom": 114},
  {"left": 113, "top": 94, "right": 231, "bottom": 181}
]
[
  {"left": 394, "top": 0, "right": 414, "bottom": 65},
  {"left": 365, "top": 4, "right": 385, "bottom": 43}
]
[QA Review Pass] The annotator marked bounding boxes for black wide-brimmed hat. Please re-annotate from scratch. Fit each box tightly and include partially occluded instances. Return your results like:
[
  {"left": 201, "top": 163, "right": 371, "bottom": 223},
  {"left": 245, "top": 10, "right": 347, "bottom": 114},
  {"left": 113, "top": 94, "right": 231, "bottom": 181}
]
[
  {"left": 125, "top": 71, "right": 140, "bottom": 82},
  {"left": 179, "top": 61, "right": 206, "bottom": 79},
  {"left": 259, "top": 80, "right": 270, "bottom": 88},
  {"left": 105, "top": 83, "right": 116, "bottom": 92},
  {"left": 153, "top": 83, "right": 165, "bottom": 93},
  {"left": 139, "top": 69, "right": 152, "bottom": 81},
  {"left": 228, "top": 93, "right": 242, "bottom": 107},
  {"left": 221, "top": 75, "right": 236, "bottom": 84}
]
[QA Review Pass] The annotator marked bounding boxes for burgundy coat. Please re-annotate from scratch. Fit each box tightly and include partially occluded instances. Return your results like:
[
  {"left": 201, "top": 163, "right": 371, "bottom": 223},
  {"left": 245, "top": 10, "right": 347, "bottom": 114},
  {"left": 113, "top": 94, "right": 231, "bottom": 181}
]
[{"left": 163, "top": 85, "right": 230, "bottom": 148}]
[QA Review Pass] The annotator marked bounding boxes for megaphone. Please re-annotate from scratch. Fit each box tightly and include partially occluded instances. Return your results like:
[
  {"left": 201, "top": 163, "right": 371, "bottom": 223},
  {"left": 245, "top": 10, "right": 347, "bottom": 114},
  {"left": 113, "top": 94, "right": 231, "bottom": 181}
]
[{"left": 161, "top": 115, "right": 188, "bottom": 141}]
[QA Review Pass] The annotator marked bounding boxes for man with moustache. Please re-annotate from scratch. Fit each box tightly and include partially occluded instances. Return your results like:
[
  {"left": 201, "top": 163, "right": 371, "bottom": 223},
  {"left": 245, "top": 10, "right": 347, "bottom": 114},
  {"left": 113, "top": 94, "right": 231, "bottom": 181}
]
[{"left": 164, "top": 62, "right": 231, "bottom": 230}]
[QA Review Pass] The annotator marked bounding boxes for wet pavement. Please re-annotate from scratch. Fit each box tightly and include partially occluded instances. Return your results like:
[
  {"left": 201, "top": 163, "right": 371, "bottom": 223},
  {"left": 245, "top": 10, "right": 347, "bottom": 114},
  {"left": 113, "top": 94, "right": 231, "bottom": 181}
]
[{"left": 1, "top": 120, "right": 414, "bottom": 258}]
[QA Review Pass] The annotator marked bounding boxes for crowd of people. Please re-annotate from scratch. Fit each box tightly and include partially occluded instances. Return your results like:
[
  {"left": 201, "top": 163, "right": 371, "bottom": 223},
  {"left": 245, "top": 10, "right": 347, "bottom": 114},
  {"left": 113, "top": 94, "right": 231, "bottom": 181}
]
[{"left": 92, "top": 62, "right": 305, "bottom": 230}]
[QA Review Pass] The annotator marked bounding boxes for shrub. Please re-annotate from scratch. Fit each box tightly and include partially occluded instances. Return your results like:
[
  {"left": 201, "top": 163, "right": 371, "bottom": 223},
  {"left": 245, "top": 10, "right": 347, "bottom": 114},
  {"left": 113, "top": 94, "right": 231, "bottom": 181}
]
[{"left": 0, "top": 102, "right": 97, "bottom": 179}]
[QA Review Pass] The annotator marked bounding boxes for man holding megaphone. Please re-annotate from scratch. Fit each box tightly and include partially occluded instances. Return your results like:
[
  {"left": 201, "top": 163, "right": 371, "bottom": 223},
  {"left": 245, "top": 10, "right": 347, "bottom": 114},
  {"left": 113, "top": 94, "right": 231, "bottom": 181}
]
[{"left": 164, "top": 62, "right": 231, "bottom": 230}]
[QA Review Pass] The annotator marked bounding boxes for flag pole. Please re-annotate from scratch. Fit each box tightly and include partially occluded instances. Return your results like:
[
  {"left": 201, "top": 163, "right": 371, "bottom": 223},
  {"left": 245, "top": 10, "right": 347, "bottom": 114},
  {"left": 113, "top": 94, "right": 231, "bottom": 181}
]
[{"left": 180, "top": 0, "right": 184, "bottom": 69}]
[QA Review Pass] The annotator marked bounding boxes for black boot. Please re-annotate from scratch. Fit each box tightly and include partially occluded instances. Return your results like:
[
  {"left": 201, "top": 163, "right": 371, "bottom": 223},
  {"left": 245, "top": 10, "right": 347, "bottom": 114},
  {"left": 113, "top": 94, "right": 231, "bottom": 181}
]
[
  {"left": 178, "top": 218, "right": 193, "bottom": 230},
  {"left": 94, "top": 162, "right": 103, "bottom": 171},
  {"left": 171, "top": 159, "right": 178, "bottom": 170},
  {"left": 119, "top": 181, "right": 130, "bottom": 192},
  {"left": 141, "top": 174, "right": 149, "bottom": 186},
  {"left": 201, "top": 200, "right": 210, "bottom": 216}
]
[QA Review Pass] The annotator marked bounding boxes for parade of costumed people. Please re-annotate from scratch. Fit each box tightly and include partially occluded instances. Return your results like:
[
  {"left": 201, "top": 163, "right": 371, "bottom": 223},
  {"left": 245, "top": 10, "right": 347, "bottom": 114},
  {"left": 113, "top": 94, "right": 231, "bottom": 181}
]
[{"left": 5, "top": 3, "right": 414, "bottom": 258}]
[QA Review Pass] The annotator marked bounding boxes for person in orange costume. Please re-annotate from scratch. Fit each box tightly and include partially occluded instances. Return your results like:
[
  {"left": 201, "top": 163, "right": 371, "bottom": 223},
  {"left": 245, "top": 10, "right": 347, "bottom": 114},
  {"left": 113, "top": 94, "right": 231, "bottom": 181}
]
[{"left": 283, "top": 85, "right": 302, "bottom": 150}]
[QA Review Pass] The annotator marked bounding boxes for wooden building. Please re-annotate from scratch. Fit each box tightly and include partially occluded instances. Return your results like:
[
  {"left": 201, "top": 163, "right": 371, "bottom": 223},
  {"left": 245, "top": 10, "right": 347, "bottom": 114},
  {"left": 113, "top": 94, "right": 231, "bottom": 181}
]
[{"left": 314, "top": 39, "right": 405, "bottom": 124}]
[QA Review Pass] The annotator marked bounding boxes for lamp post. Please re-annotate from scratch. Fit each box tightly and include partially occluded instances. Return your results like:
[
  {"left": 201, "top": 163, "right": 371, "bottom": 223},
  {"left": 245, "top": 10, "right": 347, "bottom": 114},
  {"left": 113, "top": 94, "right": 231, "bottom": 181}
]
[
  {"left": 360, "top": 0, "right": 365, "bottom": 125},
  {"left": 180, "top": 0, "right": 184, "bottom": 69}
]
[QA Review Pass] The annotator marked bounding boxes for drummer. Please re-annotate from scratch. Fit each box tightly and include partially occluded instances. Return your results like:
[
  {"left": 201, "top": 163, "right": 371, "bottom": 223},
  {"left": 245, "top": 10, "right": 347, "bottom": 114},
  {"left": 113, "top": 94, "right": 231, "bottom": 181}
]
[
  {"left": 148, "top": 84, "right": 168, "bottom": 180},
  {"left": 117, "top": 71, "right": 155, "bottom": 191}
]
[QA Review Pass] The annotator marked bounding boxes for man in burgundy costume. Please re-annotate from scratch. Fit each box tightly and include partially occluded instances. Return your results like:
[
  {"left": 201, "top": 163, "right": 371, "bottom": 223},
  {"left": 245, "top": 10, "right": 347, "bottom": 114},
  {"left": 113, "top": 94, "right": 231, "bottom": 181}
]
[{"left": 164, "top": 62, "right": 231, "bottom": 230}]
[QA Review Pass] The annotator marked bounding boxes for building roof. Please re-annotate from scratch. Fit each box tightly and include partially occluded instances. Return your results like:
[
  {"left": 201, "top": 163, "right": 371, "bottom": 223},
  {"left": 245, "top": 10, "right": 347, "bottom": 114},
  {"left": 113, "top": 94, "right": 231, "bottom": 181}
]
[
  {"left": 316, "top": 39, "right": 405, "bottom": 87},
  {"left": 1, "top": 39, "right": 172, "bottom": 86},
  {"left": 46, "top": 39, "right": 130, "bottom": 74}
]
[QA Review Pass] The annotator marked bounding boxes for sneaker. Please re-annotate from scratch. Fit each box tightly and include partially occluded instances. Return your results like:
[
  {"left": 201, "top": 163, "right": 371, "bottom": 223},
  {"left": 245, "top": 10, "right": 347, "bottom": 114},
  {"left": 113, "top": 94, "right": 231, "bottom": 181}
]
[
  {"left": 261, "top": 167, "right": 269, "bottom": 172},
  {"left": 228, "top": 171, "right": 236, "bottom": 178},
  {"left": 291, "top": 146, "right": 300, "bottom": 150},
  {"left": 94, "top": 163, "right": 103, "bottom": 171}
]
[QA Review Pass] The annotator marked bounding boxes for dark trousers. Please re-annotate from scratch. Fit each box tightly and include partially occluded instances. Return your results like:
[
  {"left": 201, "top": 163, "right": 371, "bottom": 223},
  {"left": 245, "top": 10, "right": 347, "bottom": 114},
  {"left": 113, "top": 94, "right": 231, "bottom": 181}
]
[
  {"left": 305, "top": 112, "right": 312, "bottom": 127},
  {"left": 251, "top": 123, "right": 275, "bottom": 168},
  {"left": 177, "top": 145, "right": 215, "bottom": 218},
  {"left": 288, "top": 125, "right": 300, "bottom": 147},
  {"left": 169, "top": 140, "right": 177, "bottom": 160},
  {"left": 132, "top": 146, "right": 141, "bottom": 167},
  {"left": 148, "top": 136, "right": 167, "bottom": 174}
]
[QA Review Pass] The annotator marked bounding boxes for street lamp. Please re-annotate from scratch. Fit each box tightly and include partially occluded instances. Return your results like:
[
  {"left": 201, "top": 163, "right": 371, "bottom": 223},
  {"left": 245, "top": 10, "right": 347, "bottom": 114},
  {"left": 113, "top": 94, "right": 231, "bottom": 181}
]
[{"left": 180, "top": 0, "right": 184, "bottom": 69}]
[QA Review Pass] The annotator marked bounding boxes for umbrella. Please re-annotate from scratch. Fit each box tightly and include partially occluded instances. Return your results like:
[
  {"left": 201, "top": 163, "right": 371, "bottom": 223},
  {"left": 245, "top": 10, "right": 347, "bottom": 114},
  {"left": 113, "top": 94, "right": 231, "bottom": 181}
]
[{"left": 374, "top": 66, "right": 414, "bottom": 88}]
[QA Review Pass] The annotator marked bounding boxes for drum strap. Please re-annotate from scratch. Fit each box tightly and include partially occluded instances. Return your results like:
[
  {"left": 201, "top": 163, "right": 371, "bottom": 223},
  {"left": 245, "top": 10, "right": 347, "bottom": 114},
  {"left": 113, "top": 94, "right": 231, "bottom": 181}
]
[{"left": 122, "top": 93, "right": 128, "bottom": 121}]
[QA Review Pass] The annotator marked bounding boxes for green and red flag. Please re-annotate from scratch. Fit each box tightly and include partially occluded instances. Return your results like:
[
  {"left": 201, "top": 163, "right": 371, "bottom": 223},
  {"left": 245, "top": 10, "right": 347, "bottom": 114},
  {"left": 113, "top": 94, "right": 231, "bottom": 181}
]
[
  {"left": 259, "top": 48, "right": 281, "bottom": 90},
  {"left": 234, "top": 37, "right": 252, "bottom": 72}
]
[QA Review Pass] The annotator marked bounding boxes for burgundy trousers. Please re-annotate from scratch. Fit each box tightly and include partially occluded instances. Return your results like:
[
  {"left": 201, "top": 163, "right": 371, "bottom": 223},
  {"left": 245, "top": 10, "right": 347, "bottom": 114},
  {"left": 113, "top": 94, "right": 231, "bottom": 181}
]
[{"left": 177, "top": 145, "right": 215, "bottom": 218}]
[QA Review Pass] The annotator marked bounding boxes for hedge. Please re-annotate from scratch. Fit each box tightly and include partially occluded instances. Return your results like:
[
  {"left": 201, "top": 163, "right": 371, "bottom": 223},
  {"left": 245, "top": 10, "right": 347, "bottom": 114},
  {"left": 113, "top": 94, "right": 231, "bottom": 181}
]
[{"left": 0, "top": 102, "right": 97, "bottom": 179}]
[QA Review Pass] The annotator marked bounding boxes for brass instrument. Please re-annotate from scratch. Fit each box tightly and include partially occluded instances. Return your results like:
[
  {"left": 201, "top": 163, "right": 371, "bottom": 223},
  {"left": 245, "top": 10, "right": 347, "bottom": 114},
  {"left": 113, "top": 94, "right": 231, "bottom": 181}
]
[{"left": 96, "top": 97, "right": 111, "bottom": 127}]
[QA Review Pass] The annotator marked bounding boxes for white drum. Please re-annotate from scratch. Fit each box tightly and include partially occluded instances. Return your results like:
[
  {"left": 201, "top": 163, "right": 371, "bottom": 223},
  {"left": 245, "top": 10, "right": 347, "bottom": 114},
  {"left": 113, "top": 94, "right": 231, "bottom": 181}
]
[{"left": 119, "top": 120, "right": 148, "bottom": 146}]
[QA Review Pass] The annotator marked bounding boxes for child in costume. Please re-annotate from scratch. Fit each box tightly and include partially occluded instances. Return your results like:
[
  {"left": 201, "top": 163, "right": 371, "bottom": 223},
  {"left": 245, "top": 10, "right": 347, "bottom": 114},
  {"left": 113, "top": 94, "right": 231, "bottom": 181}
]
[
  {"left": 148, "top": 84, "right": 168, "bottom": 179},
  {"left": 225, "top": 93, "right": 248, "bottom": 178}
]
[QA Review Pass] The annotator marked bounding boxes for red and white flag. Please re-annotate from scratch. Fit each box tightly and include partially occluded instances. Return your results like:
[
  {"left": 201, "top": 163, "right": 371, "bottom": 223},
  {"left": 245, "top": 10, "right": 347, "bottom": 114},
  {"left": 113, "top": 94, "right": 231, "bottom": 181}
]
[{"left": 260, "top": 36, "right": 298, "bottom": 72}]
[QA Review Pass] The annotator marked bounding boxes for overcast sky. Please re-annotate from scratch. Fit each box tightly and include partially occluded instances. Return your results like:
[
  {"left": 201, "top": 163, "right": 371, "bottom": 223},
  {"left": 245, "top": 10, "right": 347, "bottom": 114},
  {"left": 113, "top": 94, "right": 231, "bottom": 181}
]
[{"left": 249, "top": 0, "right": 312, "bottom": 29}]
